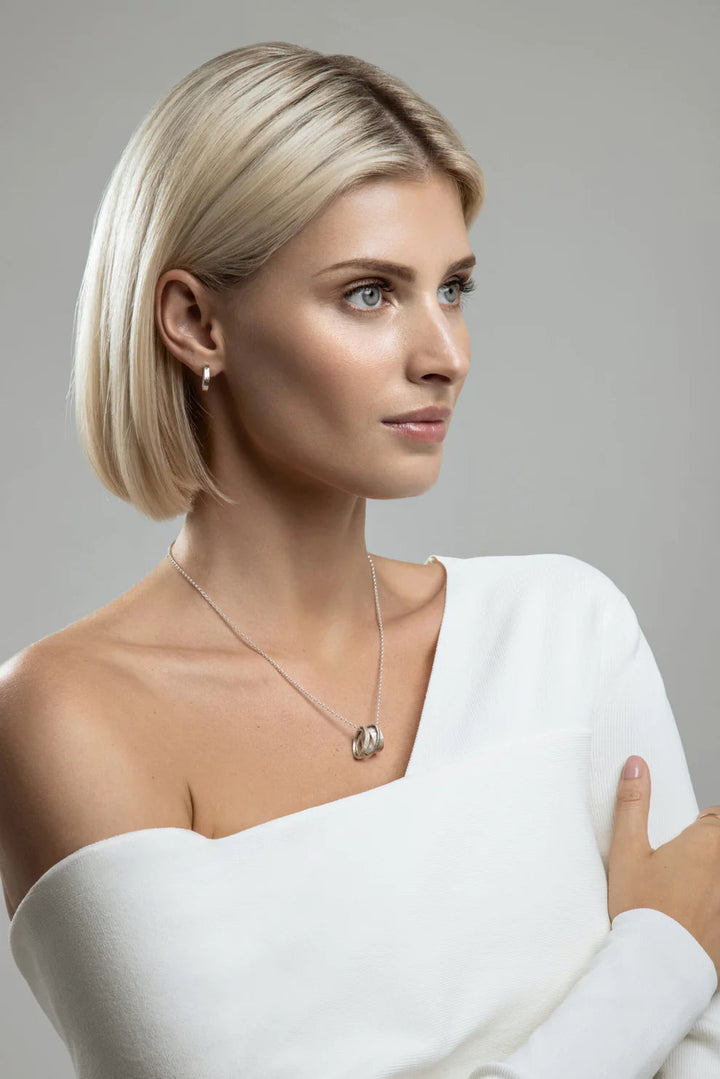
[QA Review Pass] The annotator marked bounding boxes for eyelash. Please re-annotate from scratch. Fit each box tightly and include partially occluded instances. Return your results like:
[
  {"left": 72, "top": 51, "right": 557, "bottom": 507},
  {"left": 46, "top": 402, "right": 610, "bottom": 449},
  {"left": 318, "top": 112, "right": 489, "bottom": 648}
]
[{"left": 342, "top": 275, "right": 477, "bottom": 311}]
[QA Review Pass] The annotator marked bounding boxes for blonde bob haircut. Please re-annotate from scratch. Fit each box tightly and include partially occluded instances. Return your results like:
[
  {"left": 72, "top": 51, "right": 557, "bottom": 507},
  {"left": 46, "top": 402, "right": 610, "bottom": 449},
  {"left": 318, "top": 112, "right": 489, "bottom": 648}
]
[{"left": 71, "top": 41, "right": 486, "bottom": 521}]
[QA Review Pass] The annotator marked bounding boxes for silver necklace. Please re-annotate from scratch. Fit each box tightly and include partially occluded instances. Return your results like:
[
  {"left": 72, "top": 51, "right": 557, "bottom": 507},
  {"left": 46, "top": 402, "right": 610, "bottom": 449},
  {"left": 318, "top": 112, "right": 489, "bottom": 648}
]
[{"left": 165, "top": 542, "right": 385, "bottom": 761}]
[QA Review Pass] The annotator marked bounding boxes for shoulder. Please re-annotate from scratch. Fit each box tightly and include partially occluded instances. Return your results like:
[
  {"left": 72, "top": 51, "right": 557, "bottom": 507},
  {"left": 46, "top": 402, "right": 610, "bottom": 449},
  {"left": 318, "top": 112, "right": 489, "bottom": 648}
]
[
  {"left": 523, "top": 553, "right": 639, "bottom": 638},
  {"left": 448, "top": 552, "right": 642, "bottom": 673},
  {"left": 0, "top": 634, "right": 190, "bottom": 922},
  {"left": 0, "top": 620, "right": 136, "bottom": 745},
  {"left": 0, "top": 633, "right": 104, "bottom": 748},
  {"left": 450, "top": 550, "right": 632, "bottom": 611}
]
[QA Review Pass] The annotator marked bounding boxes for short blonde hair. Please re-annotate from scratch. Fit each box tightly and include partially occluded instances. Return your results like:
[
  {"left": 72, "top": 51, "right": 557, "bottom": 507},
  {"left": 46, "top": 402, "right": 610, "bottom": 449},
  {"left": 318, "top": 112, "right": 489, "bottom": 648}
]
[{"left": 70, "top": 41, "right": 486, "bottom": 521}]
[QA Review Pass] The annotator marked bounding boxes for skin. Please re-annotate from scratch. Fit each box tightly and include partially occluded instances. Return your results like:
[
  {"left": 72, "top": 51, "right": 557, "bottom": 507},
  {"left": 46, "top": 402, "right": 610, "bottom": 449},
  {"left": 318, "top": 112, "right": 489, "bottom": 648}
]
[{"left": 151, "top": 169, "right": 475, "bottom": 662}]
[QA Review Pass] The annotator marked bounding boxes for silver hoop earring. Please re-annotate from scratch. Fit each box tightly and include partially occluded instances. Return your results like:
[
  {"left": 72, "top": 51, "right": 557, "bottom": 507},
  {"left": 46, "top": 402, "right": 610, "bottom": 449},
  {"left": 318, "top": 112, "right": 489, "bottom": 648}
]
[{"left": 201, "top": 365, "right": 211, "bottom": 392}]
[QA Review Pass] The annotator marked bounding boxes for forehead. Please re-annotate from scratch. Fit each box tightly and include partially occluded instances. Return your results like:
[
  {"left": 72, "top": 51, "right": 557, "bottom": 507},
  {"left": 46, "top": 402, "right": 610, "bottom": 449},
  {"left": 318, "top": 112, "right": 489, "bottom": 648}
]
[
  {"left": 275, "top": 173, "right": 469, "bottom": 272},
  {"left": 325, "top": 171, "right": 464, "bottom": 223}
]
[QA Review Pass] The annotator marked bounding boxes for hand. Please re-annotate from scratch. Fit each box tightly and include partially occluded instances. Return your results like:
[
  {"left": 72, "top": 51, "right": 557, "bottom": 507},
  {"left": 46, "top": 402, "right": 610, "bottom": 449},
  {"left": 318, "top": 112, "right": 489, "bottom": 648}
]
[{"left": 608, "top": 755, "right": 720, "bottom": 984}]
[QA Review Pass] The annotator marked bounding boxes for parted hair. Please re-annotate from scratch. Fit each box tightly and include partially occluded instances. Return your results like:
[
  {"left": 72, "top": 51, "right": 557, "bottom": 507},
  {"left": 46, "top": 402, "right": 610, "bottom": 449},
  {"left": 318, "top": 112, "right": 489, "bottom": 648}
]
[{"left": 70, "top": 41, "right": 486, "bottom": 521}]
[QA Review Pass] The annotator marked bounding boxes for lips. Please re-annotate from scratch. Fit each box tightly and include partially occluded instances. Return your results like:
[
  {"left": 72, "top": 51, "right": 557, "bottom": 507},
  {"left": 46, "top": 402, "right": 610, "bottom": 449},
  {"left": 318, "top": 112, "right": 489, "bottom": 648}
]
[
  {"left": 382, "top": 417, "right": 447, "bottom": 442},
  {"left": 383, "top": 406, "right": 451, "bottom": 423}
]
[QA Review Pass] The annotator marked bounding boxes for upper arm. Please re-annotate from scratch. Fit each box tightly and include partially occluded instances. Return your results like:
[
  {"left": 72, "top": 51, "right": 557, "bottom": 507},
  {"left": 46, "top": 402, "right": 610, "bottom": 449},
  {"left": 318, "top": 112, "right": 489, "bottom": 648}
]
[{"left": 0, "top": 642, "right": 188, "bottom": 922}]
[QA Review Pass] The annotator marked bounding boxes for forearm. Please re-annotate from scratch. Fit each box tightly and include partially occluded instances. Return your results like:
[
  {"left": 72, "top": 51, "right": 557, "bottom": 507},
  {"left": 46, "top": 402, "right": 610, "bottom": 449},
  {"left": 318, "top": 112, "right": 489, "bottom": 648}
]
[{"left": 466, "top": 907, "right": 717, "bottom": 1079}]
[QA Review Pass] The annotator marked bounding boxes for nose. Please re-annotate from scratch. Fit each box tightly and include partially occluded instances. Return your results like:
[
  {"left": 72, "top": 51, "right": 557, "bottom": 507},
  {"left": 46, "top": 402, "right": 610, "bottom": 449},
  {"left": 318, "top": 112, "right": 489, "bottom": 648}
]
[{"left": 406, "top": 295, "right": 470, "bottom": 384}]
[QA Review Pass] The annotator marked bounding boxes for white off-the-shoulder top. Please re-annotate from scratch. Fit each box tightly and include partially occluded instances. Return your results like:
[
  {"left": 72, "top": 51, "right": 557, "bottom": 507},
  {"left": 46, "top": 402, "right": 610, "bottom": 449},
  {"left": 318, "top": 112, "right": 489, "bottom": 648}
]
[{"left": 7, "top": 553, "right": 719, "bottom": 1078}]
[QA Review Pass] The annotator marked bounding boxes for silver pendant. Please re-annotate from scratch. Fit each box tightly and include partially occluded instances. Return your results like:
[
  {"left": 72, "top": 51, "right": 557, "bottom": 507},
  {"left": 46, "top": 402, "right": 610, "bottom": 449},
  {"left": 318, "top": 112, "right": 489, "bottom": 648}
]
[{"left": 352, "top": 724, "right": 385, "bottom": 760}]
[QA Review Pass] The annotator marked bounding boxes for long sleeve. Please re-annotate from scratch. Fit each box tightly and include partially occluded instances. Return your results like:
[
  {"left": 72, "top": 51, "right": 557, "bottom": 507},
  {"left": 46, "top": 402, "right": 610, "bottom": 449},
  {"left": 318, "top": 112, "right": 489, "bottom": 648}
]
[
  {"left": 586, "top": 575, "right": 720, "bottom": 1076},
  {"left": 465, "top": 907, "right": 716, "bottom": 1079},
  {"left": 466, "top": 564, "right": 719, "bottom": 1079}
]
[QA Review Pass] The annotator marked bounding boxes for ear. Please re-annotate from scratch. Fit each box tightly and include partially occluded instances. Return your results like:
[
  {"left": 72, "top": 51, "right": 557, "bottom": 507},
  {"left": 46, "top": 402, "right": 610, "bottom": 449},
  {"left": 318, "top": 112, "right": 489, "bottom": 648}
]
[{"left": 154, "top": 269, "right": 226, "bottom": 381}]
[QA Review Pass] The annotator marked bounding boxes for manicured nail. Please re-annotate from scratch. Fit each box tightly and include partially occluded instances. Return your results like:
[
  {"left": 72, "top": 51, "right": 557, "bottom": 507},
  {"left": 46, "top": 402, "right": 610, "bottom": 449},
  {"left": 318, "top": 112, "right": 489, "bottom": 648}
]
[{"left": 623, "top": 756, "right": 643, "bottom": 779}]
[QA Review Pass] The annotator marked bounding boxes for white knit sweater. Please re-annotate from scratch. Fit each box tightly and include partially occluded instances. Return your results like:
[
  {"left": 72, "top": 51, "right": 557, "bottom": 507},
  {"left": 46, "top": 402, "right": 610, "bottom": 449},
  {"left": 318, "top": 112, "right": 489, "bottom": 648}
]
[{"left": 8, "top": 552, "right": 719, "bottom": 1077}]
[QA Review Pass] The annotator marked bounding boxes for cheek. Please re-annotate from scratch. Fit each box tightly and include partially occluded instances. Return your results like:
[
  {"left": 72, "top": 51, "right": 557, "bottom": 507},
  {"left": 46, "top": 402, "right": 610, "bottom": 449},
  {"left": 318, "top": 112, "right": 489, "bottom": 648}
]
[{"left": 270, "top": 316, "right": 396, "bottom": 419}]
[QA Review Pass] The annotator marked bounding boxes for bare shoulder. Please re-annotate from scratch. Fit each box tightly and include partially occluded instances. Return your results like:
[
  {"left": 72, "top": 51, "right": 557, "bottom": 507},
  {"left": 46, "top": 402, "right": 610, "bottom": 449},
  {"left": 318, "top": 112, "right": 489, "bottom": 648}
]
[{"left": 0, "top": 632, "right": 191, "bottom": 924}]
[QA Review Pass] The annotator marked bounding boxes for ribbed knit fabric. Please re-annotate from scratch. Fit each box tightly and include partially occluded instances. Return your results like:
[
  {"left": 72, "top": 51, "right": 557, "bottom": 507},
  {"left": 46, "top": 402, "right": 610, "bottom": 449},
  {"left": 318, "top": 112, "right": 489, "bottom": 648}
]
[{"left": 8, "top": 553, "right": 719, "bottom": 1078}]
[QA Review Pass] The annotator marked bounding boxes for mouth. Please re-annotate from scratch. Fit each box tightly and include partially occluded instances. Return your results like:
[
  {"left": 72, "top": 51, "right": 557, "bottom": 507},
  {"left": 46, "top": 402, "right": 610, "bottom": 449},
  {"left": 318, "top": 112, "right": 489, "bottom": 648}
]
[
  {"left": 381, "top": 418, "right": 447, "bottom": 443},
  {"left": 382, "top": 406, "right": 451, "bottom": 423}
]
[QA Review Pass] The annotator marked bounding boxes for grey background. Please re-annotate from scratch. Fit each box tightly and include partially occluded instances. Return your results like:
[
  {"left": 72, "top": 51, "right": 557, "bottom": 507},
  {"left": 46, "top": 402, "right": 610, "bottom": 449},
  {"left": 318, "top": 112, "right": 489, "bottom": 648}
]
[{"left": 1, "top": 0, "right": 718, "bottom": 1074}]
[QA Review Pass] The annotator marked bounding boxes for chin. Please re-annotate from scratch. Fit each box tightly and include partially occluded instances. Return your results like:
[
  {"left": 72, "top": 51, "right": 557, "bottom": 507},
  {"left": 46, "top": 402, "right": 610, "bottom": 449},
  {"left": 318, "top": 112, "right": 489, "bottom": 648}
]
[{"left": 351, "top": 464, "right": 443, "bottom": 501}]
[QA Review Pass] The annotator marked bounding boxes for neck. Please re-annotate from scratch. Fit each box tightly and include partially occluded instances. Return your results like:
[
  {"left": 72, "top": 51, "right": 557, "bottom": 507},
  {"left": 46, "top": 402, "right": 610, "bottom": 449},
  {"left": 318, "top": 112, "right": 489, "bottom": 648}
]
[{"left": 167, "top": 485, "right": 380, "bottom": 658}]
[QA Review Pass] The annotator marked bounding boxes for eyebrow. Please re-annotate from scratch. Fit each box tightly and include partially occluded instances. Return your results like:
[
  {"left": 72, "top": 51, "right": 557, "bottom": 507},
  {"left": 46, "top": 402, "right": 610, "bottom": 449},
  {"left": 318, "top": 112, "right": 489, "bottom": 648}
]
[{"left": 314, "top": 254, "right": 477, "bottom": 281}]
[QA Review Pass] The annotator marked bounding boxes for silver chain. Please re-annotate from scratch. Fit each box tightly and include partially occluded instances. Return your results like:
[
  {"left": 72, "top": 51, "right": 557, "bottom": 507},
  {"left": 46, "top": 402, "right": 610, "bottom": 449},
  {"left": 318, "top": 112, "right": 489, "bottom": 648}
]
[{"left": 165, "top": 542, "right": 385, "bottom": 760}]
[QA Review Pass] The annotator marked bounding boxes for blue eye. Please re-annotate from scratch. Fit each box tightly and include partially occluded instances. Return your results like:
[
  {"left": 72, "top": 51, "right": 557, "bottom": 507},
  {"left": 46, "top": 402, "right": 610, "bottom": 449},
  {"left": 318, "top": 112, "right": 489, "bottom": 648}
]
[
  {"left": 441, "top": 277, "right": 477, "bottom": 305},
  {"left": 343, "top": 276, "right": 477, "bottom": 312},
  {"left": 344, "top": 283, "right": 385, "bottom": 310}
]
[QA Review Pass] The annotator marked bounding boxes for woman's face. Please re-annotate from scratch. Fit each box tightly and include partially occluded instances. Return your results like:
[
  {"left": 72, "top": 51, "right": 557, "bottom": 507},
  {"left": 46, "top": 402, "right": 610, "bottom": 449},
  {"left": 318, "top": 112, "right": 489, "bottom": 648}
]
[{"left": 207, "top": 170, "right": 475, "bottom": 500}]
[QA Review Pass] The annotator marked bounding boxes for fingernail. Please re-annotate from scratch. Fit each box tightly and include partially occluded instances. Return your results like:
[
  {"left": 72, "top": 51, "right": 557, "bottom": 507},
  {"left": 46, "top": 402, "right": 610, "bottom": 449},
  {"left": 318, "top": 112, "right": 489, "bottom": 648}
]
[{"left": 623, "top": 756, "right": 643, "bottom": 779}]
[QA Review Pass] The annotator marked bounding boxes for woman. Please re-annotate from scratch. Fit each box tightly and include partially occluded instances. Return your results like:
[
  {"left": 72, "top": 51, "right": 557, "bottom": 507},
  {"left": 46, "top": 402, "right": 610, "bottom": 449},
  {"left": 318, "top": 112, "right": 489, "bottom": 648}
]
[{"left": 1, "top": 41, "right": 719, "bottom": 1079}]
